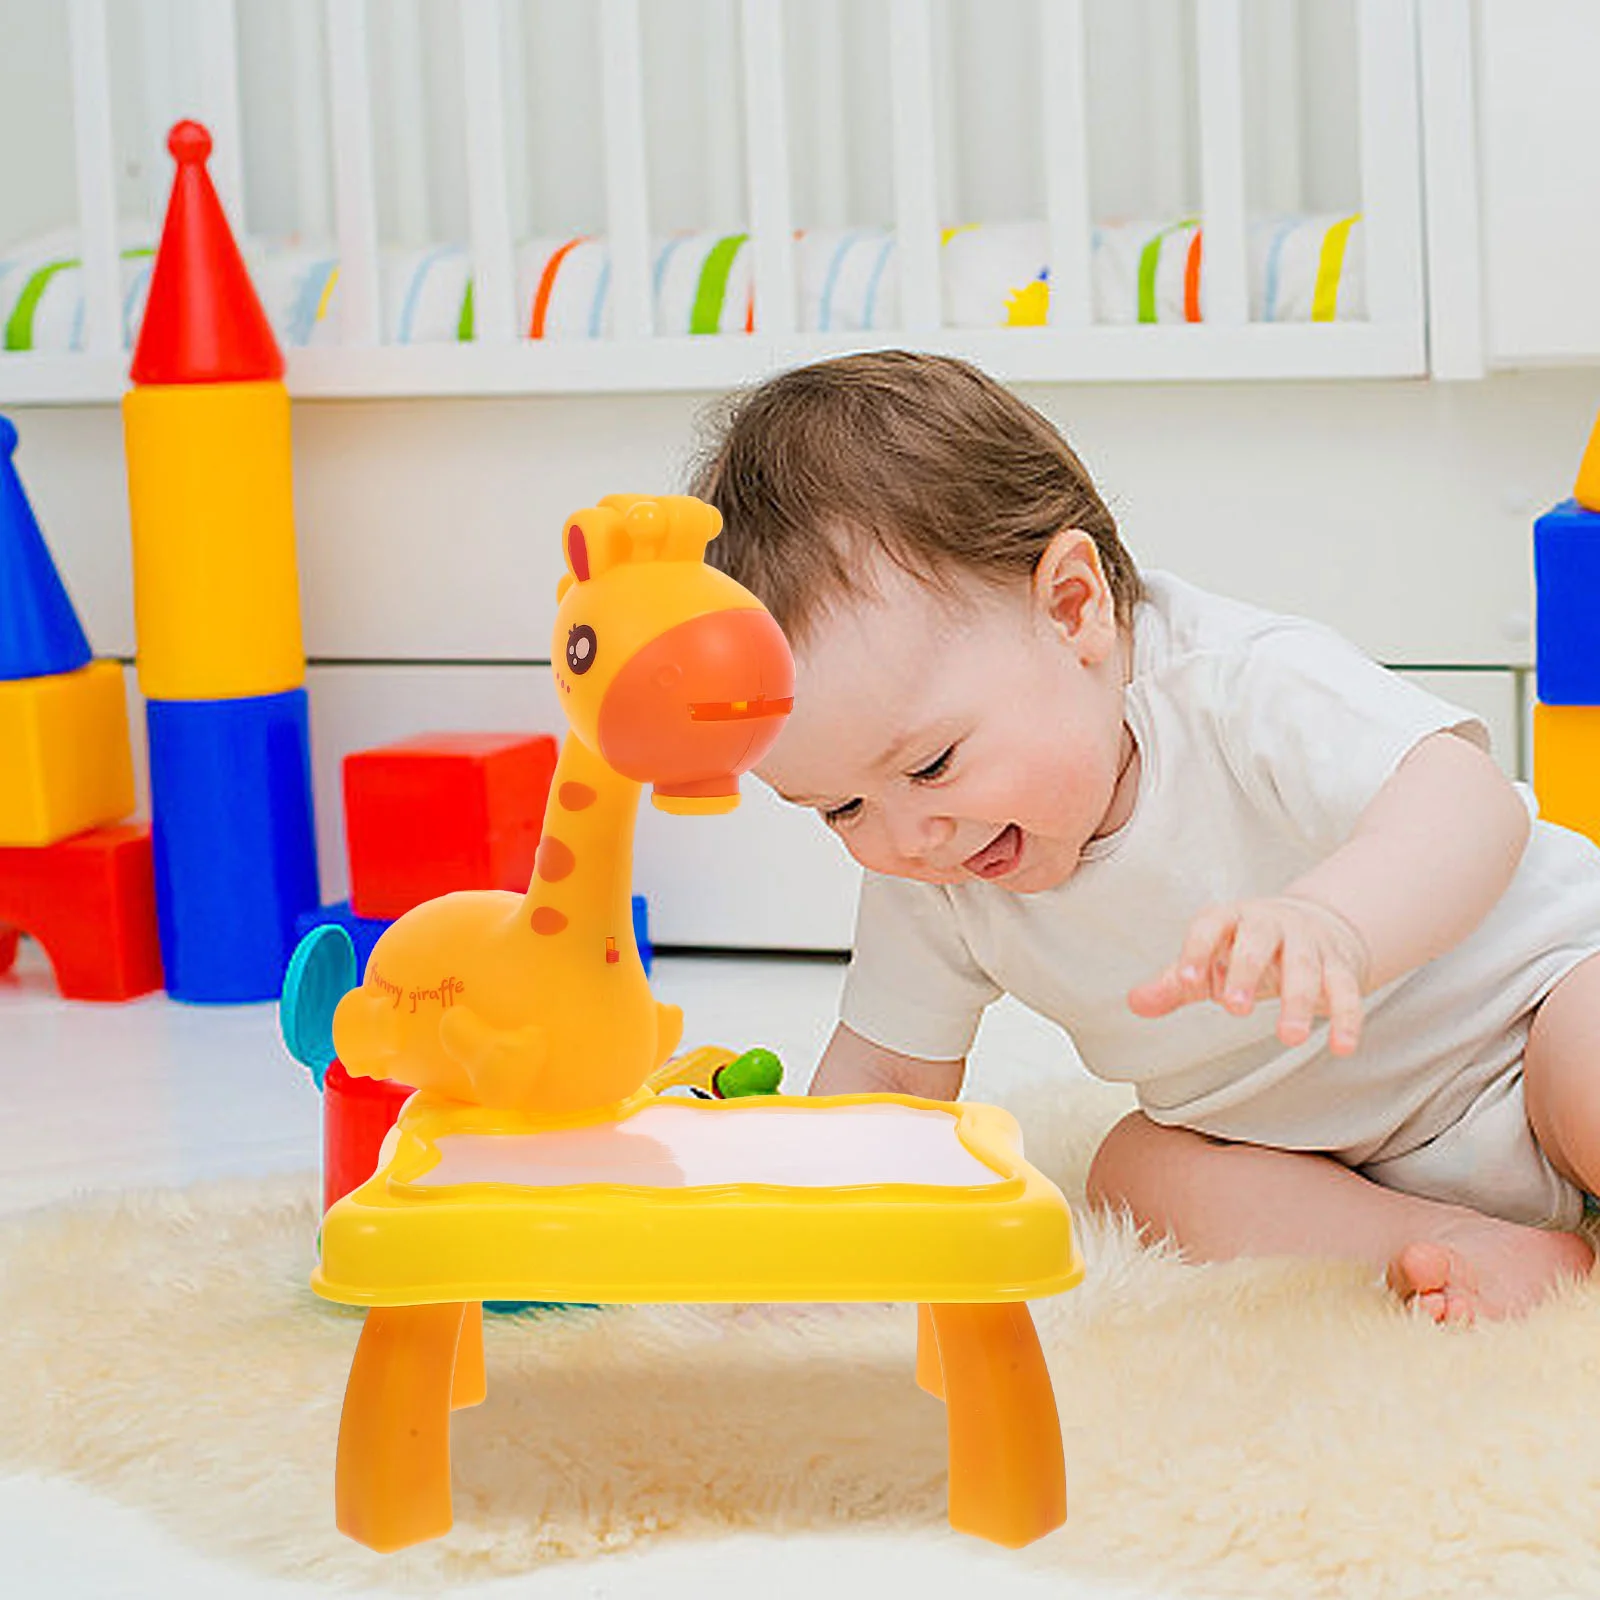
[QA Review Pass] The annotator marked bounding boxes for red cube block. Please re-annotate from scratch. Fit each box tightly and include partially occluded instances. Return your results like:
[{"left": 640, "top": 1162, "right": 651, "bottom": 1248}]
[
  {"left": 0, "top": 822, "right": 164, "bottom": 1000},
  {"left": 343, "top": 732, "right": 558, "bottom": 920}
]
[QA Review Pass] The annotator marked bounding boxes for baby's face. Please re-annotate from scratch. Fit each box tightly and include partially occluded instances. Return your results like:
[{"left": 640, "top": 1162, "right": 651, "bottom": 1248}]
[{"left": 757, "top": 538, "right": 1134, "bottom": 894}]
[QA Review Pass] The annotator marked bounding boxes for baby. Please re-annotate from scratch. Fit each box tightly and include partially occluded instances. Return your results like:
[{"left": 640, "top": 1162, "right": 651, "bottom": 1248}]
[{"left": 691, "top": 350, "right": 1600, "bottom": 1325}]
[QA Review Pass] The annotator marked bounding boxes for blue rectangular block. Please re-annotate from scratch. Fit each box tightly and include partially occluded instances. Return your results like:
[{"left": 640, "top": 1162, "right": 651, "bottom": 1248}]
[
  {"left": 1535, "top": 498, "right": 1600, "bottom": 704},
  {"left": 147, "top": 689, "right": 320, "bottom": 1003},
  {"left": 631, "top": 892, "right": 652, "bottom": 976},
  {"left": 294, "top": 901, "right": 391, "bottom": 982}
]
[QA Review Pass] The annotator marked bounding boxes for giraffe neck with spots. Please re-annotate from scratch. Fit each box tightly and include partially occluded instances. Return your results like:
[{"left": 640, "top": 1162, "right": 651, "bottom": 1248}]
[{"left": 520, "top": 731, "right": 642, "bottom": 964}]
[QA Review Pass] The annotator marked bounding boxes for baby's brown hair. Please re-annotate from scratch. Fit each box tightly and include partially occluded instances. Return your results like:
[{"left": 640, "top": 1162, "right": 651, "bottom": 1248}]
[{"left": 690, "top": 351, "right": 1142, "bottom": 645}]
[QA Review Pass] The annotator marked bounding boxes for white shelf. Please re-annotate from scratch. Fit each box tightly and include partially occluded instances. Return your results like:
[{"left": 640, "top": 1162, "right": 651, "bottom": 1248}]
[{"left": 0, "top": 322, "right": 1427, "bottom": 408}]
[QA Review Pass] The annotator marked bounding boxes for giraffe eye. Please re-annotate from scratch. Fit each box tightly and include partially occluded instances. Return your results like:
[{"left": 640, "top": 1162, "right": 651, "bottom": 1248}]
[{"left": 566, "top": 624, "right": 597, "bottom": 675}]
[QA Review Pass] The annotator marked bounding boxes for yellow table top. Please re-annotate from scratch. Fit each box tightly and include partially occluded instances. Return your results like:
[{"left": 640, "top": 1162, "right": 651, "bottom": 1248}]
[{"left": 312, "top": 1091, "right": 1084, "bottom": 1307}]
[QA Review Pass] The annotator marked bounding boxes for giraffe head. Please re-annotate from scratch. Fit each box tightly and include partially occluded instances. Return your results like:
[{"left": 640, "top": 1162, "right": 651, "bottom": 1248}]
[{"left": 552, "top": 495, "right": 794, "bottom": 813}]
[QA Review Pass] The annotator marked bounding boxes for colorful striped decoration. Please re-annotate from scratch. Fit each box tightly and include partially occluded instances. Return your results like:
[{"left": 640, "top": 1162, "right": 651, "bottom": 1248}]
[
  {"left": 529, "top": 237, "right": 590, "bottom": 339},
  {"left": 4, "top": 248, "right": 154, "bottom": 351},
  {"left": 1136, "top": 220, "right": 1198, "bottom": 325},
  {"left": 1183, "top": 229, "right": 1204, "bottom": 324},
  {"left": 0, "top": 214, "right": 1368, "bottom": 353},
  {"left": 1312, "top": 214, "right": 1359, "bottom": 323},
  {"left": 689, "top": 234, "right": 747, "bottom": 336}
]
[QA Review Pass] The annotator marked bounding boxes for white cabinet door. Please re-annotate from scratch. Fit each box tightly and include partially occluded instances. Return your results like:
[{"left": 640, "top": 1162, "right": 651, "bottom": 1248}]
[{"left": 1479, "top": 0, "right": 1600, "bottom": 363}]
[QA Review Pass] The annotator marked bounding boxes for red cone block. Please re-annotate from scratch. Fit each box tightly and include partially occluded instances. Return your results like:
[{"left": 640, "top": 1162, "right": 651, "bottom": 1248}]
[{"left": 130, "top": 121, "right": 284, "bottom": 385}]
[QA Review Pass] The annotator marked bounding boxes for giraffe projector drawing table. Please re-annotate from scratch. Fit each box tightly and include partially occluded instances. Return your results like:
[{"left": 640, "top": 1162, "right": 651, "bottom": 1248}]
[{"left": 306, "top": 497, "right": 1085, "bottom": 1552}]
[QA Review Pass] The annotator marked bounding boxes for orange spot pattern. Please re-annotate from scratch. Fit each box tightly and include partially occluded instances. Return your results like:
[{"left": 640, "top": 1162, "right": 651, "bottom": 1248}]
[
  {"left": 559, "top": 781, "right": 597, "bottom": 811},
  {"left": 530, "top": 906, "right": 568, "bottom": 936},
  {"left": 536, "top": 835, "right": 575, "bottom": 882}
]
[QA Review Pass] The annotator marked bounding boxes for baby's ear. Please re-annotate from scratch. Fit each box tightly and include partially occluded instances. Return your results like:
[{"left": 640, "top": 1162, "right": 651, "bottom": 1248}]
[{"left": 1035, "top": 527, "right": 1112, "bottom": 641}]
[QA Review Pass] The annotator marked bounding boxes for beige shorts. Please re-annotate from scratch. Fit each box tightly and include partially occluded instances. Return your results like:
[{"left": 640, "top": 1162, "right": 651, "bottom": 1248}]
[{"left": 1358, "top": 1067, "right": 1584, "bottom": 1230}]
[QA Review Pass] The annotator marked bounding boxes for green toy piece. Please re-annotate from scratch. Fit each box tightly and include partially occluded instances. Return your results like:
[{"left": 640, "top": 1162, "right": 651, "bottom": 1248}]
[{"left": 712, "top": 1046, "right": 784, "bottom": 1098}]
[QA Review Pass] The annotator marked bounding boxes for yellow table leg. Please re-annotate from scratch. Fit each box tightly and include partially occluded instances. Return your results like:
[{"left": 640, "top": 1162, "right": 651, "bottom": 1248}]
[
  {"left": 451, "top": 1302, "right": 486, "bottom": 1410},
  {"left": 929, "top": 1302, "right": 1065, "bottom": 1548},
  {"left": 915, "top": 1302, "right": 945, "bottom": 1399},
  {"left": 335, "top": 1302, "right": 468, "bottom": 1552}
]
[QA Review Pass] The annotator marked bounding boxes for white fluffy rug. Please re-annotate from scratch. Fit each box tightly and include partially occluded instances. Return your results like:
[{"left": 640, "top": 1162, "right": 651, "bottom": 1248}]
[{"left": 4, "top": 1076, "right": 1600, "bottom": 1598}]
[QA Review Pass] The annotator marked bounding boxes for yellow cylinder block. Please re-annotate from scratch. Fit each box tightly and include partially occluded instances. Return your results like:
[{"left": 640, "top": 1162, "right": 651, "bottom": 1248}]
[
  {"left": 122, "top": 380, "right": 305, "bottom": 700},
  {"left": 1533, "top": 702, "right": 1600, "bottom": 846}
]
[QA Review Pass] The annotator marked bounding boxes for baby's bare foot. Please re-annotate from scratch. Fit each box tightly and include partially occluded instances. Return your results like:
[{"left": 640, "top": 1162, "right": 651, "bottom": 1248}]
[{"left": 1386, "top": 1216, "right": 1594, "bottom": 1324}]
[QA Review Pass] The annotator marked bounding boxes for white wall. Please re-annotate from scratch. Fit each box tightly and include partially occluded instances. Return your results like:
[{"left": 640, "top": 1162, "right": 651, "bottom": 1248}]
[
  {"left": 16, "top": 373, "right": 1580, "bottom": 669},
  {"left": 9, "top": 367, "right": 1589, "bottom": 946}
]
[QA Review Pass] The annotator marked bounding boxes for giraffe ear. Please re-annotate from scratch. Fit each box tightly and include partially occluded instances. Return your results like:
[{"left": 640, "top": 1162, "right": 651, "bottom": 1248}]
[
  {"left": 568, "top": 497, "right": 719, "bottom": 576},
  {"left": 562, "top": 506, "right": 629, "bottom": 582}
]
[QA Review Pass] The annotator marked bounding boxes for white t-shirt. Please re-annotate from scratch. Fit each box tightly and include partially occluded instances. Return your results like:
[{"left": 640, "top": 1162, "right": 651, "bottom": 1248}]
[{"left": 841, "top": 572, "right": 1600, "bottom": 1170}]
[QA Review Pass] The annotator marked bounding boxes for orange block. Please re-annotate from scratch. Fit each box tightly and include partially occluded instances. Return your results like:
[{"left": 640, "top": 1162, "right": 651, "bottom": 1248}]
[
  {"left": 0, "top": 660, "right": 134, "bottom": 846},
  {"left": 1534, "top": 703, "right": 1600, "bottom": 846},
  {"left": 1576, "top": 410, "right": 1600, "bottom": 513}
]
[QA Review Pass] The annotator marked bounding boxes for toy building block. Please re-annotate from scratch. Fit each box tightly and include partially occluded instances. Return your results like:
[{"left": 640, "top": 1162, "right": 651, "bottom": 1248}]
[
  {"left": 0, "top": 823, "right": 163, "bottom": 1000},
  {"left": 0, "top": 660, "right": 135, "bottom": 846},
  {"left": 1576, "top": 411, "right": 1600, "bottom": 513},
  {"left": 631, "top": 892, "right": 651, "bottom": 975},
  {"left": 1533, "top": 702, "right": 1600, "bottom": 846},
  {"left": 122, "top": 121, "right": 305, "bottom": 703},
  {"left": 344, "top": 733, "right": 559, "bottom": 920},
  {"left": 130, "top": 123, "right": 284, "bottom": 388},
  {"left": 123, "top": 382, "right": 304, "bottom": 700},
  {"left": 323, "top": 1060, "right": 415, "bottom": 1217},
  {"left": 0, "top": 416, "right": 92, "bottom": 681},
  {"left": 147, "top": 688, "right": 319, "bottom": 1003},
  {"left": 295, "top": 902, "right": 392, "bottom": 983},
  {"left": 1534, "top": 499, "right": 1600, "bottom": 705}
]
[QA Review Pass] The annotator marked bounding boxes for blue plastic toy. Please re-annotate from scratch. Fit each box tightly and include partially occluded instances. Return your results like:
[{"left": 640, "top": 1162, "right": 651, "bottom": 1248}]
[
  {"left": 1535, "top": 498, "right": 1600, "bottom": 705},
  {"left": 280, "top": 922, "right": 357, "bottom": 1088},
  {"left": 0, "top": 415, "right": 93, "bottom": 681},
  {"left": 294, "top": 901, "right": 392, "bottom": 984},
  {"left": 631, "top": 892, "right": 652, "bottom": 975},
  {"left": 147, "top": 687, "right": 320, "bottom": 1002}
]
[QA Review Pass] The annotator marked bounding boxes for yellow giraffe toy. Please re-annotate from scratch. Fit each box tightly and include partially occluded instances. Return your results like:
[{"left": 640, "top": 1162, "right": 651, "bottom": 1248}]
[{"left": 329, "top": 495, "right": 793, "bottom": 1116}]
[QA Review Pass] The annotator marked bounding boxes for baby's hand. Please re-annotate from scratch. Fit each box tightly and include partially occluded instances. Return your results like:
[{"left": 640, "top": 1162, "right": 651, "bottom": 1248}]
[{"left": 1126, "top": 896, "right": 1371, "bottom": 1055}]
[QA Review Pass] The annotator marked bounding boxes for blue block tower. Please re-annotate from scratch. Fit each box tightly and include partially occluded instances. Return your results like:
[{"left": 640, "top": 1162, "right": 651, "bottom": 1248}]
[{"left": 124, "top": 126, "right": 319, "bottom": 1002}]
